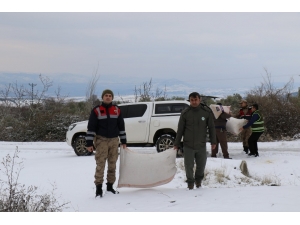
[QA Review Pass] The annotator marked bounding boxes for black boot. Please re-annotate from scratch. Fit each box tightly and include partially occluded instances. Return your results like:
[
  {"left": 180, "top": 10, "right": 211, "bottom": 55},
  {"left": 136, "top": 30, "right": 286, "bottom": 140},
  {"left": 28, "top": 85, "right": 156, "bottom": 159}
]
[
  {"left": 195, "top": 180, "right": 201, "bottom": 188},
  {"left": 243, "top": 146, "right": 249, "bottom": 154},
  {"left": 106, "top": 182, "right": 119, "bottom": 194},
  {"left": 187, "top": 182, "right": 194, "bottom": 190},
  {"left": 96, "top": 184, "right": 103, "bottom": 198}
]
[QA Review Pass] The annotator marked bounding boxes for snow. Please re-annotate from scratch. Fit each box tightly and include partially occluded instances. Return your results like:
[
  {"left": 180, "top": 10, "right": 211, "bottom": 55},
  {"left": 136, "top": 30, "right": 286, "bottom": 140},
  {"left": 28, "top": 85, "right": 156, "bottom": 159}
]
[{"left": 1, "top": 140, "right": 300, "bottom": 222}]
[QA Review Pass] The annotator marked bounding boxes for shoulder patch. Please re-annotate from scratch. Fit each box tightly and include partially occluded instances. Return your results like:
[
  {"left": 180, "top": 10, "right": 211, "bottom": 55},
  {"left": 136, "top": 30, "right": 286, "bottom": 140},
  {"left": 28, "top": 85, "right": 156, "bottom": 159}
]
[
  {"left": 181, "top": 107, "right": 190, "bottom": 115},
  {"left": 114, "top": 105, "right": 120, "bottom": 116},
  {"left": 200, "top": 103, "right": 213, "bottom": 113}
]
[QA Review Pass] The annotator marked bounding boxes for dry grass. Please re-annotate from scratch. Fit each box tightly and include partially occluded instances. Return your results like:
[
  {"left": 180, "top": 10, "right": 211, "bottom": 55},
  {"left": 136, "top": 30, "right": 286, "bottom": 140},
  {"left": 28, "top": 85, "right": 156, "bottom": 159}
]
[
  {"left": 176, "top": 158, "right": 281, "bottom": 187},
  {"left": 238, "top": 176, "right": 253, "bottom": 184},
  {"left": 202, "top": 166, "right": 230, "bottom": 185},
  {"left": 258, "top": 175, "right": 281, "bottom": 186},
  {"left": 0, "top": 147, "right": 70, "bottom": 212}
]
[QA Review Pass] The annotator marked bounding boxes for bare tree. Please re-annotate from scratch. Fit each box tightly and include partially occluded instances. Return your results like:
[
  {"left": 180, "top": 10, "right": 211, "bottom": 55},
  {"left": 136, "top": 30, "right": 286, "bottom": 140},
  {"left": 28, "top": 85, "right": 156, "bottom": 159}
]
[
  {"left": 133, "top": 86, "right": 139, "bottom": 102},
  {"left": 0, "top": 83, "right": 12, "bottom": 107},
  {"left": 245, "top": 68, "right": 298, "bottom": 139},
  {"left": 54, "top": 85, "right": 68, "bottom": 103},
  {"left": 22, "top": 74, "right": 53, "bottom": 108},
  {"left": 139, "top": 78, "right": 153, "bottom": 102},
  {"left": 10, "top": 81, "right": 27, "bottom": 108},
  {"left": 86, "top": 64, "right": 101, "bottom": 110},
  {"left": 117, "top": 92, "right": 132, "bottom": 103},
  {"left": 249, "top": 68, "right": 294, "bottom": 100},
  {"left": 134, "top": 78, "right": 167, "bottom": 102},
  {"left": 155, "top": 84, "right": 168, "bottom": 101}
]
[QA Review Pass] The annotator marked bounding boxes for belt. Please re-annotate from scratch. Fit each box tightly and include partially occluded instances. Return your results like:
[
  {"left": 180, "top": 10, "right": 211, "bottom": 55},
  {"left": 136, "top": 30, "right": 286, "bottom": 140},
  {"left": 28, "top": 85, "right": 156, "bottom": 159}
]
[{"left": 215, "top": 127, "right": 226, "bottom": 132}]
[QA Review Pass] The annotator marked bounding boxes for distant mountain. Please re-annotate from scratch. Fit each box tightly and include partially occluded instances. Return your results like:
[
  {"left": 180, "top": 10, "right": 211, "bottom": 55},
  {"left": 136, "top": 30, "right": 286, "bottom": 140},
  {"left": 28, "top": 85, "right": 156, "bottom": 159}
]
[
  {"left": 1, "top": 71, "right": 298, "bottom": 99},
  {"left": 291, "top": 91, "right": 299, "bottom": 97}
]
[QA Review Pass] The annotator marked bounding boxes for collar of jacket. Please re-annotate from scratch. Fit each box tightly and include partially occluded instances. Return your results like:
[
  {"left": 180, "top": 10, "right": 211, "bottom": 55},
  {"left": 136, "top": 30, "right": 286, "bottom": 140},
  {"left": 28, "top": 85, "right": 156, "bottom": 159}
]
[
  {"left": 190, "top": 104, "right": 202, "bottom": 111},
  {"left": 101, "top": 102, "right": 113, "bottom": 108}
]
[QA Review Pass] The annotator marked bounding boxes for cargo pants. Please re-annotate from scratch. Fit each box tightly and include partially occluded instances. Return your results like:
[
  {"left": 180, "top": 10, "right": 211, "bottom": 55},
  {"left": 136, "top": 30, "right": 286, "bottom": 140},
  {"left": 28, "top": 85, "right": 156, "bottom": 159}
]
[
  {"left": 183, "top": 145, "right": 207, "bottom": 184},
  {"left": 94, "top": 135, "right": 119, "bottom": 186},
  {"left": 211, "top": 128, "right": 229, "bottom": 158},
  {"left": 241, "top": 127, "right": 252, "bottom": 148}
]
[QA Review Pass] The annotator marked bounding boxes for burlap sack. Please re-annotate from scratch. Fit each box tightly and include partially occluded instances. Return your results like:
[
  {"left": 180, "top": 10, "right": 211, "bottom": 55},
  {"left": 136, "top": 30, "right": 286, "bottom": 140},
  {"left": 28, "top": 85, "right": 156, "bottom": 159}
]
[
  {"left": 226, "top": 117, "right": 248, "bottom": 135},
  {"left": 117, "top": 148, "right": 177, "bottom": 188},
  {"left": 210, "top": 104, "right": 231, "bottom": 119}
]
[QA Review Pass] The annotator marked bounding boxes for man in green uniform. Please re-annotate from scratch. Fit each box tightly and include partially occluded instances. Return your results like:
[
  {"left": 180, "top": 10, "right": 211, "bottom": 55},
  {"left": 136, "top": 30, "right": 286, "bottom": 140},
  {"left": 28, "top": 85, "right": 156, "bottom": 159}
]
[{"left": 174, "top": 92, "right": 216, "bottom": 190}]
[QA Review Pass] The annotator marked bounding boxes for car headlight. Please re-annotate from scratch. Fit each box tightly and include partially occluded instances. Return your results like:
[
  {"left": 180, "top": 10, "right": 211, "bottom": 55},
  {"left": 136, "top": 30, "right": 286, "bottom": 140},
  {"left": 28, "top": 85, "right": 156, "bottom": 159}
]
[{"left": 68, "top": 124, "right": 77, "bottom": 131}]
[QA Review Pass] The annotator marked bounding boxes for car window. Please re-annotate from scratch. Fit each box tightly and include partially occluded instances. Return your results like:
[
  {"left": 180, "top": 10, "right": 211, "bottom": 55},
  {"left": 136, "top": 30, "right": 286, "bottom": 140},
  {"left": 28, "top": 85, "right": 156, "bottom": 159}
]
[
  {"left": 119, "top": 105, "right": 128, "bottom": 118},
  {"left": 155, "top": 103, "right": 188, "bottom": 114},
  {"left": 119, "top": 104, "right": 147, "bottom": 118}
]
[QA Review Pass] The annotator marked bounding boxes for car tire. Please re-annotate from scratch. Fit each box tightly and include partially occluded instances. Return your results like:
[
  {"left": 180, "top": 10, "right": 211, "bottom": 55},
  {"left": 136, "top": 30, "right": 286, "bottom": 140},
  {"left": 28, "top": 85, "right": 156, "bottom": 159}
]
[
  {"left": 156, "top": 134, "right": 175, "bottom": 153},
  {"left": 73, "top": 135, "right": 93, "bottom": 156}
]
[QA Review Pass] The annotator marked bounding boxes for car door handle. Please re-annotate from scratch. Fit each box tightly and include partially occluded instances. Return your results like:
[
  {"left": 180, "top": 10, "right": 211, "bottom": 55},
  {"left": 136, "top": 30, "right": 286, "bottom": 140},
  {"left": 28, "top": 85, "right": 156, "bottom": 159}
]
[{"left": 138, "top": 120, "right": 146, "bottom": 123}]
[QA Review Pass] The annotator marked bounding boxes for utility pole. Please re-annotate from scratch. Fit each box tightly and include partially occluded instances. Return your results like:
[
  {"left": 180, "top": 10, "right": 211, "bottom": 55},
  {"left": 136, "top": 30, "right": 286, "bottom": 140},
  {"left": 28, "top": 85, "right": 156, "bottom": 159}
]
[
  {"left": 298, "top": 75, "right": 300, "bottom": 98},
  {"left": 28, "top": 83, "right": 37, "bottom": 105}
]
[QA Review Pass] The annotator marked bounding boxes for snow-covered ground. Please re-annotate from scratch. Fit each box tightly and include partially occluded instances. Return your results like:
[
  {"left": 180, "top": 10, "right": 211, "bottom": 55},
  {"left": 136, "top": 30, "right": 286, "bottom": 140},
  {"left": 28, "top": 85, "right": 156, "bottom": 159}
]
[{"left": 0, "top": 140, "right": 300, "bottom": 222}]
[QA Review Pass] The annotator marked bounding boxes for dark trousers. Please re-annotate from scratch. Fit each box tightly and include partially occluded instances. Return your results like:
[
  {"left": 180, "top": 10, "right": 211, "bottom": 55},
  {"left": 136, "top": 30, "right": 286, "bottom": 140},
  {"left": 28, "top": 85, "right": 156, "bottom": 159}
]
[
  {"left": 212, "top": 128, "right": 229, "bottom": 158},
  {"left": 248, "top": 132, "right": 263, "bottom": 154},
  {"left": 183, "top": 146, "right": 207, "bottom": 184}
]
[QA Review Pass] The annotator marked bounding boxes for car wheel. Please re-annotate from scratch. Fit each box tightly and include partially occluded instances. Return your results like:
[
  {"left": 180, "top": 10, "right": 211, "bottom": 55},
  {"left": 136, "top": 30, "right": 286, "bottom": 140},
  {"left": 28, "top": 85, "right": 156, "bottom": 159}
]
[
  {"left": 73, "top": 135, "right": 93, "bottom": 156},
  {"left": 156, "top": 134, "right": 175, "bottom": 153}
]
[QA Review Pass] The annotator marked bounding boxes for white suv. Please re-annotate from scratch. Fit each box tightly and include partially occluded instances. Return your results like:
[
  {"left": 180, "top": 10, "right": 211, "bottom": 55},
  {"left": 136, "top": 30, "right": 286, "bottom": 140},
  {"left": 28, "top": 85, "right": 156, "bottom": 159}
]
[{"left": 66, "top": 101, "right": 189, "bottom": 156}]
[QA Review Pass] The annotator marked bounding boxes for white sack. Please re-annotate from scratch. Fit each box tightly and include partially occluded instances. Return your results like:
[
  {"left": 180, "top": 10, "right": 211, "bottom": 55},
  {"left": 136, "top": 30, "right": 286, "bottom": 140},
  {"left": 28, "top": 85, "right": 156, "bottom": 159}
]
[
  {"left": 117, "top": 148, "right": 177, "bottom": 188},
  {"left": 226, "top": 117, "right": 248, "bottom": 135},
  {"left": 209, "top": 104, "right": 231, "bottom": 119}
]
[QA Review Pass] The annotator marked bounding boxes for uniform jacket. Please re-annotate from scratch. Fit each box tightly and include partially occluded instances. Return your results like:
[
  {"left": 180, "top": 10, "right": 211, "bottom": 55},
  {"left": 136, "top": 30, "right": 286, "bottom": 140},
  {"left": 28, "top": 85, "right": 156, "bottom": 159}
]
[
  {"left": 238, "top": 108, "right": 252, "bottom": 120},
  {"left": 175, "top": 103, "right": 216, "bottom": 150},
  {"left": 243, "top": 110, "right": 264, "bottom": 132},
  {"left": 85, "top": 102, "right": 127, "bottom": 147},
  {"left": 214, "top": 112, "right": 231, "bottom": 129}
]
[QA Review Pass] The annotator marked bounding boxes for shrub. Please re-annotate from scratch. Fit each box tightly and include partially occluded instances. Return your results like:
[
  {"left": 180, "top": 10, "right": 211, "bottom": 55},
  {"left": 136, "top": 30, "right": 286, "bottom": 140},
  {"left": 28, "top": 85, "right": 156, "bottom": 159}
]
[{"left": 0, "top": 147, "right": 70, "bottom": 212}]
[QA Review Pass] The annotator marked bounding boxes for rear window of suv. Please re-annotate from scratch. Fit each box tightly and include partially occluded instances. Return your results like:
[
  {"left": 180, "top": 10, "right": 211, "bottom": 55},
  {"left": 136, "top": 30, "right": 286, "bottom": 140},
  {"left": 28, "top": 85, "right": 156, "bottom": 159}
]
[
  {"left": 155, "top": 103, "right": 188, "bottom": 114},
  {"left": 119, "top": 104, "right": 147, "bottom": 118}
]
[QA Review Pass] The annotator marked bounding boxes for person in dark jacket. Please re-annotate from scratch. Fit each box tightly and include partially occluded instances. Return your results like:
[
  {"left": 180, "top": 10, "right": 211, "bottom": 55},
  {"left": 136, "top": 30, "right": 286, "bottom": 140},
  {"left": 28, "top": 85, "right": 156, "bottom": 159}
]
[
  {"left": 239, "top": 103, "right": 264, "bottom": 157},
  {"left": 211, "top": 103, "right": 232, "bottom": 159},
  {"left": 86, "top": 89, "right": 127, "bottom": 198},
  {"left": 174, "top": 92, "right": 216, "bottom": 190}
]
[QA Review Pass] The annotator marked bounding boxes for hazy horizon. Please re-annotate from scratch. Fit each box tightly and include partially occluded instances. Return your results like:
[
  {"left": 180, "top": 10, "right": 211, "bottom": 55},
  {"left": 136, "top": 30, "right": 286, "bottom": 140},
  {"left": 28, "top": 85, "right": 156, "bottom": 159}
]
[{"left": 1, "top": 10, "right": 300, "bottom": 98}]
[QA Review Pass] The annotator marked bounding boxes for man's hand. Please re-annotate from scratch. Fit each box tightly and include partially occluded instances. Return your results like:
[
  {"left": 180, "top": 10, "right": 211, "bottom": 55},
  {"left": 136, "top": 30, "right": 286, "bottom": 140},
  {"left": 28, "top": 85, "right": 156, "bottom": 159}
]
[
  {"left": 220, "top": 105, "right": 224, "bottom": 113},
  {"left": 211, "top": 144, "right": 216, "bottom": 150},
  {"left": 239, "top": 127, "right": 244, "bottom": 131},
  {"left": 174, "top": 145, "right": 178, "bottom": 150},
  {"left": 86, "top": 146, "right": 94, "bottom": 152},
  {"left": 121, "top": 144, "right": 127, "bottom": 149}
]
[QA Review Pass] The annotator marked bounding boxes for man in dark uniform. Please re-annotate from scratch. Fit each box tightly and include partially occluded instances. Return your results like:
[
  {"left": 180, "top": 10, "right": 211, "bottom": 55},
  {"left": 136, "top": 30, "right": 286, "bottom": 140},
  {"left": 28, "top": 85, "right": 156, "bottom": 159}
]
[
  {"left": 211, "top": 103, "right": 232, "bottom": 159},
  {"left": 86, "top": 89, "right": 127, "bottom": 198}
]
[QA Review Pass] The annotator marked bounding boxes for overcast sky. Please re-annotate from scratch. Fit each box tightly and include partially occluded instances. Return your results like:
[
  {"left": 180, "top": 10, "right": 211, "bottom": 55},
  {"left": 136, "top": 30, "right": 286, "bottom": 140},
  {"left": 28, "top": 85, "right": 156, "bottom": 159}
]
[{"left": 1, "top": 3, "right": 300, "bottom": 97}]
